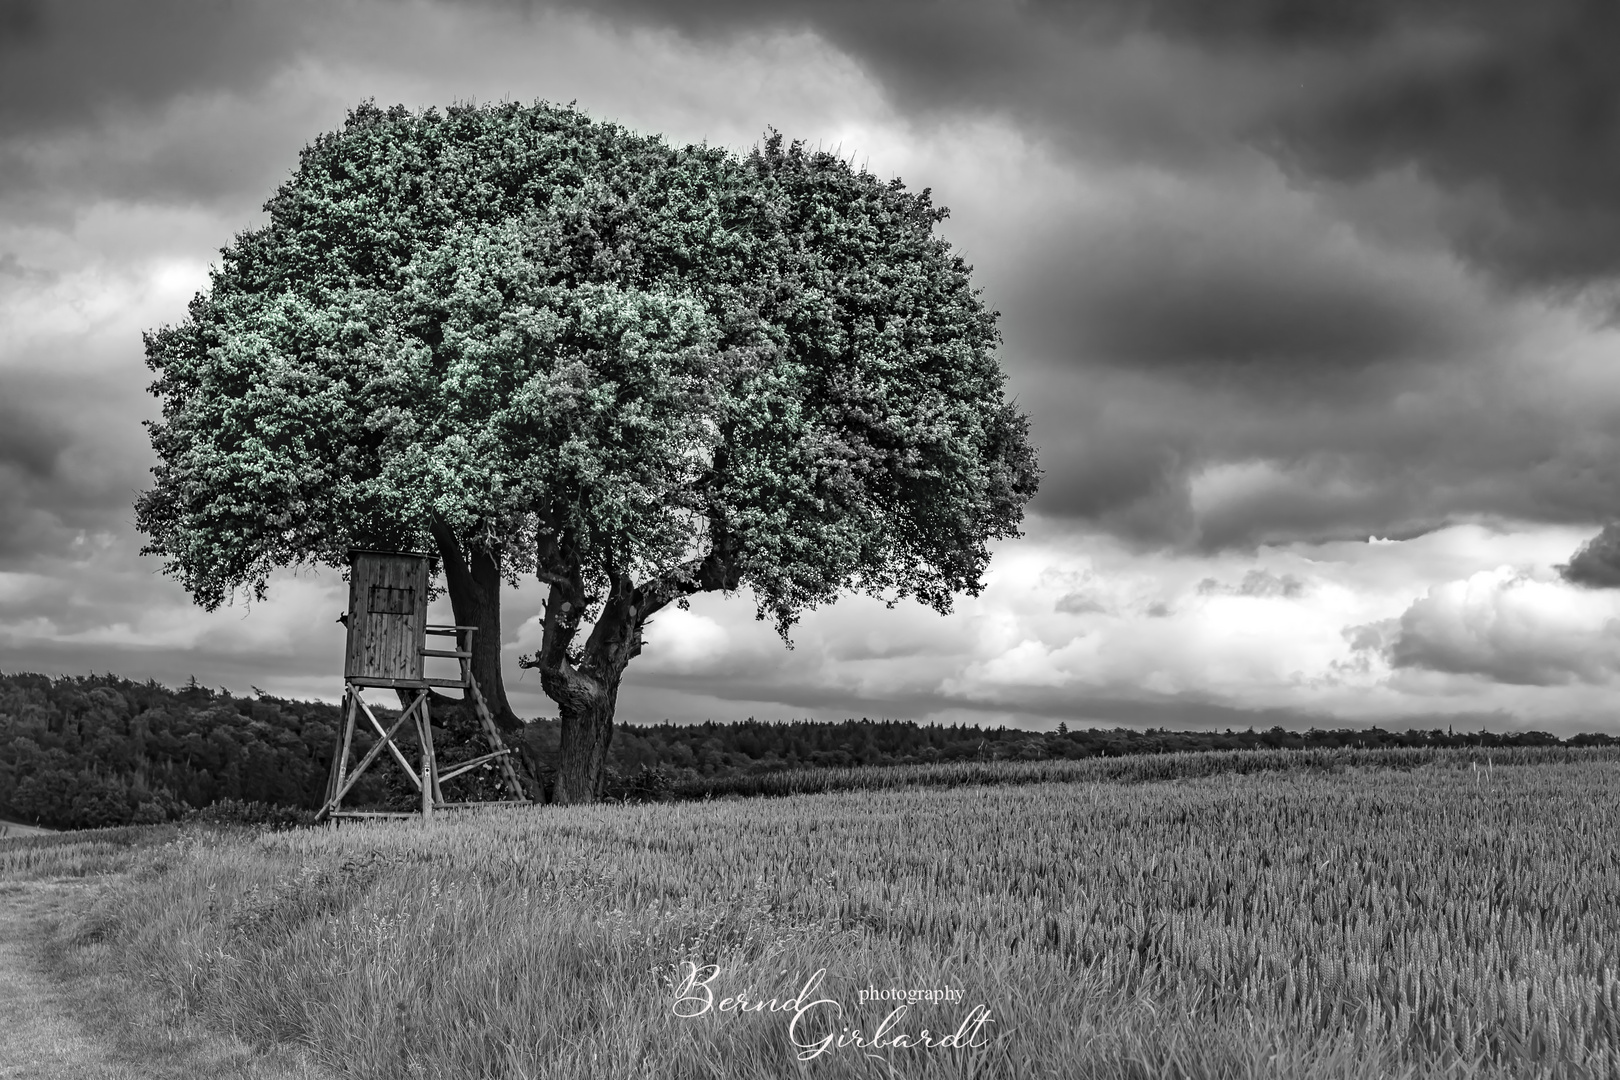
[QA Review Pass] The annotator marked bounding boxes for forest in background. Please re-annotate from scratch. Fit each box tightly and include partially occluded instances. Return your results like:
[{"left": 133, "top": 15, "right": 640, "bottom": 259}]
[{"left": 2, "top": 670, "right": 1613, "bottom": 829}]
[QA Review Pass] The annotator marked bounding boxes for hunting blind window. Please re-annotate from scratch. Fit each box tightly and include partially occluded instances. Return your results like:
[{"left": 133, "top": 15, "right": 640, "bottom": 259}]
[{"left": 369, "top": 585, "right": 416, "bottom": 615}]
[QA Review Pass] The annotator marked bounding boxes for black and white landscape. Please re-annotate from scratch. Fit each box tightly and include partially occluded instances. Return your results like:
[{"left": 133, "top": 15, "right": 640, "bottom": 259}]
[{"left": 4, "top": 0, "right": 1620, "bottom": 736}]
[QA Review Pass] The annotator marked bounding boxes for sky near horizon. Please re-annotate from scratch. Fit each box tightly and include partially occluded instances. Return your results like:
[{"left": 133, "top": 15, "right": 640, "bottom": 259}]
[{"left": 5, "top": 0, "right": 1620, "bottom": 733}]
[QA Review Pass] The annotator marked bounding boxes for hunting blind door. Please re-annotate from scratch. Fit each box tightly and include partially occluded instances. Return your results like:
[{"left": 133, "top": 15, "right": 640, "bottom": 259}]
[{"left": 344, "top": 550, "right": 429, "bottom": 683}]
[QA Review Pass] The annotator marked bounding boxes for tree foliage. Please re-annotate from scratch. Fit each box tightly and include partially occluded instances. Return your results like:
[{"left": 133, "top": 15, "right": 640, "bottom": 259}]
[{"left": 136, "top": 101, "right": 1039, "bottom": 801}]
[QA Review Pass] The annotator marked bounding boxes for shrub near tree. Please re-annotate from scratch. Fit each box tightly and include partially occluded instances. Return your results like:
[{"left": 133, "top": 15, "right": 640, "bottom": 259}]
[{"left": 136, "top": 102, "right": 1039, "bottom": 803}]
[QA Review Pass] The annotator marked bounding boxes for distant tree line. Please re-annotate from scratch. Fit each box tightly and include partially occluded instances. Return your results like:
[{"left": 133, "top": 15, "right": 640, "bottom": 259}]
[
  {"left": 0, "top": 673, "right": 379, "bottom": 829},
  {"left": 585, "top": 716, "right": 1607, "bottom": 800},
  {"left": 2, "top": 670, "right": 1613, "bottom": 827}
]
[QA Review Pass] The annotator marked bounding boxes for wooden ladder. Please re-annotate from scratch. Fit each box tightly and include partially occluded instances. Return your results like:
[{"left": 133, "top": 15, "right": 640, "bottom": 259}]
[
  {"left": 426, "top": 624, "right": 527, "bottom": 806},
  {"left": 317, "top": 624, "right": 528, "bottom": 822}
]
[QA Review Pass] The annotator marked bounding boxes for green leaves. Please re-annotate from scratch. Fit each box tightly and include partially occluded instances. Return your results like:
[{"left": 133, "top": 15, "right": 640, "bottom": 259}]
[{"left": 137, "top": 102, "right": 1037, "bottom": 635}]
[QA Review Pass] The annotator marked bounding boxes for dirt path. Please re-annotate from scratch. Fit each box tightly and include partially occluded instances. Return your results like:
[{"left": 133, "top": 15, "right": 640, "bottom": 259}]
[
  {"left": 0, "top": 879, "right": 332, "bottom": 1080},
  {"left": 0, "top": 881, "right": 144, "bottom": 1078}
]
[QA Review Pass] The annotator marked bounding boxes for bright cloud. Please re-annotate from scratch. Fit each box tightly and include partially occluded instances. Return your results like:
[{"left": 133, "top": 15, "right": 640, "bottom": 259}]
[{"left": 1387, "top": 568, "right": 1620, "bottom": 686}]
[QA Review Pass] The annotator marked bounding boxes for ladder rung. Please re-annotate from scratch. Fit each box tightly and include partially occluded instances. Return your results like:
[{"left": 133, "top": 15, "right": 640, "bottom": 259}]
[
  {"left": 347, "top": 677, "right": 468, "bottom": 689},
  {"left": 424, "top": 625, "right": 477, "bottom": 635},
  {"left": 328, "top": 811, "right": 418, "bottom": 819},
  {"left": 421, "top": 649, "right": 472, "bottom": 658},
  {"left": 437, "top": 750, "right": 513, "bottom": 783}
]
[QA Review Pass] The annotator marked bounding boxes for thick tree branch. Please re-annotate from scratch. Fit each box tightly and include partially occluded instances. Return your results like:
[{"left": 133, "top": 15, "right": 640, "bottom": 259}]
[
  {"left": 521, "top": 528, "right": 597, "bottom": 700},
  {"left": 427, "top": 514, "right": 472, "bottom": 602},
  {"left": 580, "top": 571, "right": 638, "bottom": 673},
  {"left": 633, "top": 524, "right": 744, "bottom": 623}
]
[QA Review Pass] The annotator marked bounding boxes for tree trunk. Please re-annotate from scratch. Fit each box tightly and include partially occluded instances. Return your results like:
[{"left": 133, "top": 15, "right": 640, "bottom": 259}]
[
  {"left": 428, "top": 518, "right": 522, "bottom": 733},
  {"left": 524, "top": 524, "right": 743, "bottom": 804},
  {"left": 552, "top": 679, "right": 621, "bottom": 804}
]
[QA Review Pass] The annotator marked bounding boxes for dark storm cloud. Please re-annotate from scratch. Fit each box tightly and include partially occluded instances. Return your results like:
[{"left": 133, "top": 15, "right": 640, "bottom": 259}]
[
  {"left": 1560, "top": 524, "right": 1620, "bottom": 589},
  {"left": 0, "top": 0, "right": 363, "bottom": 215},
  {"left": 1061, "top": 243, "right": 1441, "bottom": 373},
  {"left": 1264, "top": 2, "right": 1620, "bottom": 289},
  {"left": 1007, "top": 185, "right": 1483, "bottom": 376},
  {"left": 475, "top": 0, "right": 1620, "bottom": 555},
  {"left": 0, "top": 398, "right": 69, "bottom": 480},
  {"left": 0, "top": 0, "right": 309, "bottom": 138},
  {"left": 543, "top": 0, "right": 1620, "bottom": 289},
  {"left": 1027, "top": 408, "right": 1189, "bottom": 543},
  {"left": 4, "top": 0, "right": 1591, "bottom": 292},
  {"left": 513, "top": 0, "right": 1272, "bottom": 169},
  {"left": 0, "top": 364, "right": 156, "bottom": 559},
  {"left": 1001, "top": 143, "right": 1620, "bottom": 558},
  {"left": 1024, "top": 366, "right": 1620, "bottom": 552}
]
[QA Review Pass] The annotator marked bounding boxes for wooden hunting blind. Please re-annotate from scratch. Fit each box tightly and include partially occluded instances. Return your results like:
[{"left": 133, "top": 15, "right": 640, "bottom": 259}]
[
  {"left": 344, "top": 550, "right": 429, "bottom": 683},
  {"left": 317, "top": 548, "right": 528, "bottom": 823}
]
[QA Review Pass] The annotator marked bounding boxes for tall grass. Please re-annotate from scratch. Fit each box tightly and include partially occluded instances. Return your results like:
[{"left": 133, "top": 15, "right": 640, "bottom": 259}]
[
  {"left": 51, "top": 751, "right": 1620, "bottom": 1079},
  {"left": 0, "top": 822, "right": 180, "bottom": 880}
]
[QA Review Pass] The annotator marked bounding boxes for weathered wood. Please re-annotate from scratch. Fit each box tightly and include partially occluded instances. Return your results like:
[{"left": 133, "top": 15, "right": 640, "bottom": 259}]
[
  {"left": 468, "top": 673, "right": 529, "bottom": 800},
  {"left": 322, "top": 694, "right": 347, "bottom": 806},
  {"left": 427, "top": 693, "right": 447, "bottom": 807},
  {"left": 316, "top": 688, "right": 363, "bottom": 822},
  {"left": 356, "top": 692, "right": 425, "bottom": 788},
  {"left": 348, "top": 676, "right": 473, "bottom": 689},
  {"left": 329, "top": 711, "right": 416, "bottom": 805},
  {"left": 325, "top": 593, "right": 529, "bottom": 823},
  {"left": 436, "top": 749, "right": 514, "bottom": 784},
  {"left": 418, "top": 694, "right": 435, "bottom": 821},
  {"left": 329, "top": 811, "right": 418, "bottom": 819},
  {"left": 321, "top": 693, "right": 425, "bottom": 816},
  {"left": 344, "top": 551, "right": 430, "bottom": 682},
  {"left": 457, "top": 628, "right": 473, "bottom": 688}
]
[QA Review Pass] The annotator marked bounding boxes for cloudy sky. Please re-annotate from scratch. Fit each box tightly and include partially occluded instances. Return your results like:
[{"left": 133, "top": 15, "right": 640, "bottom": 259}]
[{"left": 5, "top": 0, "right": 1620, "bottom": 734}]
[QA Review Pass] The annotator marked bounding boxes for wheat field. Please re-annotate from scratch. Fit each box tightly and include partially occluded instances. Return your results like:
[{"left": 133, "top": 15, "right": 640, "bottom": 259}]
[{"left": 28, "top": 749, "right": 1620, "bottom": 1079}]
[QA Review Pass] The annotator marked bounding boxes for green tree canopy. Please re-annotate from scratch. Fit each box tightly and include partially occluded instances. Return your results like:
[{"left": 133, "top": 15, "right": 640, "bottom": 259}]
[{"left": 137, "top": 101, "right": 1038, "bottom": 802}]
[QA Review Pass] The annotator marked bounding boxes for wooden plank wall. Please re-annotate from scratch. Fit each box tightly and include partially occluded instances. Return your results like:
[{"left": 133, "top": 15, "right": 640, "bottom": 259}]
[{"left": 344, "top": 552, "right": 428, "bottom": 681}]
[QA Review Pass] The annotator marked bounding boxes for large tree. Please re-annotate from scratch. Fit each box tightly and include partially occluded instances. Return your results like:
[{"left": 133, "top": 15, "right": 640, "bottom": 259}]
[{"left": 137, "top": 102, "right": 1038, "bottom": 802}]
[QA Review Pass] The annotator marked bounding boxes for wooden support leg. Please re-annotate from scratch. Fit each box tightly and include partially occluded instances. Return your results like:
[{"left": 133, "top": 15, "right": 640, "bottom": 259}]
[
  {"left": 326, "top": 693, "right": 425, "bottom": 812},
  {"left": 430, "top": 737, "right": 446, "bottom": 808},
  {"left": 322, "top": 689, "right": 347, "bottom": 807},
  {"left": 318, "top": 686, "right": 360, "bottom": 822},
  {"left": 424, "top": 691, "right": 444, "bottom": 811},
  {"left": 418, "top": 691, "right": 434, "bottom": 821}
]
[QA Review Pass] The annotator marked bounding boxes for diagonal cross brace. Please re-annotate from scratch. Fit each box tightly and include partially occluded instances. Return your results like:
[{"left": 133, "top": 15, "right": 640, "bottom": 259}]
[
  {"left": 437, "top": 748, "right": 515, "bottom": 785},
  {"left": 355, "top": 692, "right": 424, "bottom": 789},
  {"left": 319, "top": 691, "right": 426, "bottom": 819}
]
